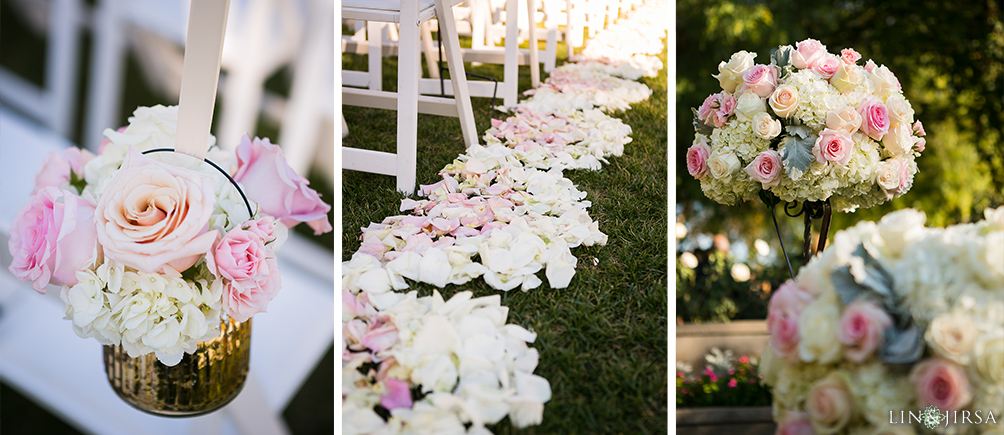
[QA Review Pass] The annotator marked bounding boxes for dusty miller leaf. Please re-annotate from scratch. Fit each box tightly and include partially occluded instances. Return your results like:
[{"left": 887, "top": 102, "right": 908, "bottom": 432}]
[
  {"left": 779, "top": 135, "right": 815, "bottom": 181},
  {"left": 692, "top": 108, "right": 714, "bottom": 136}
]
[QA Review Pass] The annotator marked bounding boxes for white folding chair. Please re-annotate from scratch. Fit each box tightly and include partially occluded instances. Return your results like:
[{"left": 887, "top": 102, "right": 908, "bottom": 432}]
[
  {"left": 0, "top": 0, "right": 85, "bottom": 139},
  {"left": 468, "top": 0, "right": 556, "bottom": 74},
  {"left": 83, "top": 0, "right": 303, "bottom": 151},
  {"left": 341, "top": 0, "right": 479, "bottom": 195}
]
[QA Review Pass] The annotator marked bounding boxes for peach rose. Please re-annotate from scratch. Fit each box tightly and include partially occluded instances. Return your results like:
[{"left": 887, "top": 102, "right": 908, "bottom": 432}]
[
  {"left": 806, "top": 374, "right": 853, "bottom": 434},
  {"left": 770, "top": 85, "right": 800, "bottom": 118},
  {"left": 826, "top": 107, "right": 862, "bottom": 134},
  {"left": 909, "top": 358, "right": 973, "bottom": 411},
  {"left": 95, "top": 149, "right": 218, "bottom": 273},
  {"left": 870, "top": 65, "right": 902, "bottom": 96},
  {"left": 753, "top": 112, "right": 783, "bottom": 139}
]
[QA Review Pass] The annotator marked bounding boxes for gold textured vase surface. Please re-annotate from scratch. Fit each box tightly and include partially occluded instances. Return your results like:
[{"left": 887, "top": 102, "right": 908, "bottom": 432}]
[{"left": 103, "top": 316, "right": 251, "bottom": 417}]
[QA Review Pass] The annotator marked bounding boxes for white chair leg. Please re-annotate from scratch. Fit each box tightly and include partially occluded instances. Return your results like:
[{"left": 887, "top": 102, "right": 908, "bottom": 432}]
[
  {"left": 367, "top": 21, "right": 383, "bottom": 91},
  {"left": 525, "top": 0, "right": 539, "bottom": 88},
  {"left": 396, "top": 0, "right": 421, "bottom": 194},
  {"left": 218, "top": 0, "right": 272, "bottom": 150},
  {"left": 435, "top": 0, "right": 478, "bottom": 147},
  {"left": 278, "top": 0, "right": 333, "bottom": 176},
  {"left": 471, "top": 0, "right": 487, "bottom": 49},
  {"left": 48, "top": 0, "right": 83, "bottom": 138},
  {"left": 544, "top": 27, "right": 556, "bottom": 72},
  {"left": 84, "top": 0, "right": 127, "bottom": 151},
  {"left": 502, "top": 0, "right": 518, "bottom": 107},
  {"left": 420, "top": 21, "right": 440, "bottom": 80},
  {"left": 565, "top": 0, "right": 574, "bottom": 57}
]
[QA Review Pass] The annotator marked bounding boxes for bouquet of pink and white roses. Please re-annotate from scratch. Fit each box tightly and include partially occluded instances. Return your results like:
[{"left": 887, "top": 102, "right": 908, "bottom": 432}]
[
  {"left": 7, "top": 105, "right": 332, "bottom": 366},
  {"left": 688, "top": 39, "right": 926, "bottom": 212},
  {"left": 760, "top": 207, "right": 1004, "bottom": 434}
]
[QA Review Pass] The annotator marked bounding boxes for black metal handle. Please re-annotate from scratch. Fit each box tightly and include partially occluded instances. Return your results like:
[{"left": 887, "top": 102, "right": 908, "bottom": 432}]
[{"left": 141, "top": 148, "right": 254, "bottom": 218}]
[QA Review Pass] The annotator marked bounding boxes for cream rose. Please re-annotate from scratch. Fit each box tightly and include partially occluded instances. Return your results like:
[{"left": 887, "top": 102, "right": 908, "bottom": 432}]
[
  {"left": 770, "top": 85, "right": 800, "bottom": 118},
  {"left": 830, "top": 63, "right": 865, "bottom": 94},
  {"left": 806, "top": 373, "right": 853, "bottom": 434},
  {"left": 95, "top": 149, "right": 219, "bottom": 273},
  {"left": 970, "top": 336, "right": 1004, "bottom": 385},
  {"left": 876, "top": 208, "right": 927, "bottom": 256},
  {"left": 883, "top": 123, "right": 915, "bottom": 155},
  {"left": 714, "top": 50, "right": 756, "bottom": 93},
  {"left": 798, "top": 298, "right": 842, "bottom": 364},
  {"left": 884, "top": 94, "right": 915, "bottom": 125},
  {"left": 826, "top": 107, "right": 862, "bottom": 134},
  {"left": 734, "top": 92, "right": 767, "bottom": 121},
  {"left": 875, "top": 160, "right": 902, "bottom": 193},
  {"left": 925, "top": 311, "right": 978, "bottom": 365},
  {"left": 707, "top": 151, "right": 741, "bottom": 182},
  {"left": 870, "top": 65, "right": 901, "bottom": 96},
  {"left": 753, "top": 112, "right": 782, "bottom": 139}
]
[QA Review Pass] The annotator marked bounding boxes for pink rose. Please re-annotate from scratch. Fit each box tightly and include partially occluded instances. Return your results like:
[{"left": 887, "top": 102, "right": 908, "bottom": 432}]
[
  {"left": 811, "top": 55, "right": 842, "bottom": 80},
  {"left": 777, "top": 411, "right": 815, "bottom": 435},
  {"left": 912, "top": 120, "right": 926, "bottom": 137},
  {"left": 767, "top": 281, "right": 814, "bottom": 360},
  {"left": 8, "top": 187, "right": 97, "bottom": 293},
  {"left": 915, "top": 137, "right": 926, "bottom": 153},
  {"left": 234, "top": 135, "right": 332, "bottom": 235},
  {"left": 698, "top": 92, "right": 736, "bottom": 128},
  {"left": 791, "top": 39, "right": 827, "bottom": 69},
  {"left": 864, "top": 59, "right": 877, "bottom": 73},
  {"left": 95, "top": 149, "right": 218, "bottom": 273},
  {"left": 910, "top": 358, "right": 973, "bottom": 410},
  {"left": 687, "top": 139, "right": 712, "bottom": 179},
  {"left": 813, "top": 128, "right": 854, "bottom": 166},
  {"left": 380, "top": 378, "right": 413, "bottom": 410},
  {"left": 743, "top": 150, "right": 782, "bottom": 188},
  {"left": 33, "top": 147, "right": 95, "bottom": 194},
  {"left": 837, "top": 300, "right": 892, "bottom": 363},
  {"left": 806, "top": 374, "right": 853, "bottom": 433},
  {"left": 739, "top": 64, "right": 777, "bottom": 98},
  {"left": 857, "top": 97, "right": 890, "bottom": 141},
  {"left": 840, "top": 48, "right": 861, "bottom": 64},
  {"left": 211, "top": 219, "right": 282, "bottom": 322}
]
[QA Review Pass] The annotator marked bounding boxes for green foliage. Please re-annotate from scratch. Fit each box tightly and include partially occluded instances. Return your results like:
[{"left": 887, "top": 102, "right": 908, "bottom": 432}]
[
  {"left": 676, "top": 350, "right": 772, "bottom": 407},
  {"left": 676, "top": 249, "right": 785, "bottom": 323}
]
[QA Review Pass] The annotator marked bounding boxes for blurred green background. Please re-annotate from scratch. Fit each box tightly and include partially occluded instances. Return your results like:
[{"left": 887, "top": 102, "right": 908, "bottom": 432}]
[{"left": 675, "top": 0, "right": 1004, "bottom": 324}]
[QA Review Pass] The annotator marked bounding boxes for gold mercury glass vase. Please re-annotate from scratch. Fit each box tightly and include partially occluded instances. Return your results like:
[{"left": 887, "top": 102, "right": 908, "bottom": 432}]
[{"left": 103, "top": 316, "right": 251, "bottom": 417}]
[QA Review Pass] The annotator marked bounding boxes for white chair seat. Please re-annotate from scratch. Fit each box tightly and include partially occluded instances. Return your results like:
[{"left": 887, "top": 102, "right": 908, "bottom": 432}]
[{"left": 342, "top": 0, "right": 438, "bottom": 22}]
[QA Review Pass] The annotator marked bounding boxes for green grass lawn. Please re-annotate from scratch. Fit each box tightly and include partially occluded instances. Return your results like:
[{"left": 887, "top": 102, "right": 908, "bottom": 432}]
[{"left": 342, "top": 35, "right": 669, "bottom": 434}]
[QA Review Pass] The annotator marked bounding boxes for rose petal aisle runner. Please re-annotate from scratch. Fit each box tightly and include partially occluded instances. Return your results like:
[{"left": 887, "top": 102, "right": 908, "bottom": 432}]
[{"left": 342, "top": 1, "right": 668, "bottom": 433}]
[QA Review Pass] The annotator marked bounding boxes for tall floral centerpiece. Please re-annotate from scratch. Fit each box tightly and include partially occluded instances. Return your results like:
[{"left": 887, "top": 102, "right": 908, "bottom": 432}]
[
  {"left": 7, "top": 105, "right": 332, "bottom": 414},
  {"left": 760, "top": 208, "right": 1004, "bottom": 434},
  {"left": 687, "top": 39, "right": 926, "bottom": 271}
]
